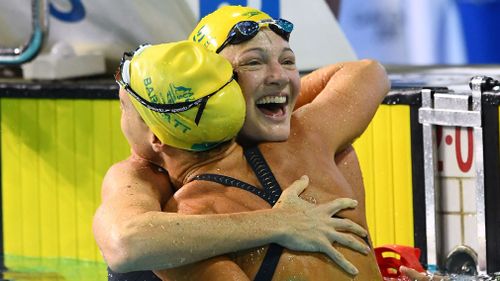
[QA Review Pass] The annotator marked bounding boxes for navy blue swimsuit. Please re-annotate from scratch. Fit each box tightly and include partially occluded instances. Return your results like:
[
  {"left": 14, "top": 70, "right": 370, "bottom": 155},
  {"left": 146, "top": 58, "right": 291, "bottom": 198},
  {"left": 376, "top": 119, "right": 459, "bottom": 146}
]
[
  {"left": 193, "top": 146, "right": 284, "bottom": 281},
  {"left": 108, "top": 146, "right": 371, "bottom": 280},
  {"left": 107, "top": 146, "right": 282, "bottom": 281}
]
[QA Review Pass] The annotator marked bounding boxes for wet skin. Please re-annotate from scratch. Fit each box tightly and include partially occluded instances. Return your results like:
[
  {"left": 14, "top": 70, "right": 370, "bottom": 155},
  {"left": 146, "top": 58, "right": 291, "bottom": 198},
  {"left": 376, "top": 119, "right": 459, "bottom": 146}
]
[
  {"left": 153, "top": 30, "right": 389, "bottom": 281},
  {"left": 96, "top": 25, "right": 386, "bottom": 280},
  {"left": 220, "top": 29, "right": 301, "bottom": 145},
  {"left": 156, "top": 97, "right": 383, "bottom": 280}
]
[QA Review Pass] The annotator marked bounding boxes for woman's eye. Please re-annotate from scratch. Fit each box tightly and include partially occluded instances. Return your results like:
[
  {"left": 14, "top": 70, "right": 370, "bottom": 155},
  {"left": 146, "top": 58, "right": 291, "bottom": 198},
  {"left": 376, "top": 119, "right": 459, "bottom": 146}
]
[
  {"left": 281, "top": 58, "right": 296, "bottom": 67},
  {"left": 245, "top": 59, "right": 261, "bottom": 66}
]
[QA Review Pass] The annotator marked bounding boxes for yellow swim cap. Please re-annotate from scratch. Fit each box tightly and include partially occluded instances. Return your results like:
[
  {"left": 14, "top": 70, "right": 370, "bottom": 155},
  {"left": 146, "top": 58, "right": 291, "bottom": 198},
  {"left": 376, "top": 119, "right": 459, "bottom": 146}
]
[
  {"left": 124, "top": 41, "right": 245, "bottom": 151},
  {"left": 190, "top": 5, "right": 272, "bottom": 52}
]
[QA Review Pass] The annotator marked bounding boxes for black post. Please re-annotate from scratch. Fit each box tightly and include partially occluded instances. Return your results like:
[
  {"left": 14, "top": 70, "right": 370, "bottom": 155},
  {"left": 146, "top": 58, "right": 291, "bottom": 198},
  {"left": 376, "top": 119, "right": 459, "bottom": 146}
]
[
  {"left": 410, "top": 99, "right": 427, "bottom": 268},
  {"left": 482, "top": 94, "right": 500, "bottom": 273}
]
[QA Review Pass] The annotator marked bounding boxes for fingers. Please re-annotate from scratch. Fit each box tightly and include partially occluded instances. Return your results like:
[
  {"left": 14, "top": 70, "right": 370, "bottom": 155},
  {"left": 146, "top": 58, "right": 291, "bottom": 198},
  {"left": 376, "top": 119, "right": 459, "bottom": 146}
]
[
  {"left": 287, "top": 175, "right": 309, "bottom": 196},
  {"left": 322, "top": 246, "right": 359, "bottom": 276},
  {"left": 317, "top": 198, "right": 358, "bottom": 216},
  {"left": 328, "top": 231, "right": 370, "bottom": 255},
  {"left": 330, "top": 217, "right": 368, "bottom": 238},
  {"left": 278, "top": 175, "right": 309, "bottom": 199},
  {"left": 400, "top": 266, "right": 439, "bottom": 281},
  {"left": 274, "top": 175, "right": 310, "bottom": 208},
  {"left": 399, "top": 266, "right": 430, "bottom": 281}
]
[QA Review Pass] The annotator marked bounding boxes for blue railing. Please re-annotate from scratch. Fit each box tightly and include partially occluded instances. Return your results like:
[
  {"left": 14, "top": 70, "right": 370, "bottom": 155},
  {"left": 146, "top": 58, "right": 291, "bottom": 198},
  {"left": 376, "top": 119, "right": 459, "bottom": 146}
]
[{"left": 0, "top": 0, "right": 49, "bottom": 65}]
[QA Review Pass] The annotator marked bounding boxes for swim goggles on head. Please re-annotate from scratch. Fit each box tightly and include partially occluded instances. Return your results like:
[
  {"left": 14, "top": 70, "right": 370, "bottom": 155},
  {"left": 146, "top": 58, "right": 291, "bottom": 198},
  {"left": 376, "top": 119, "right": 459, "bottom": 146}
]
[
  {"left": 216, "top": 18, "right": 294, "bottom": 53},
  {"left": 115, "top": 44, "right": 234, "bottom": 125}
]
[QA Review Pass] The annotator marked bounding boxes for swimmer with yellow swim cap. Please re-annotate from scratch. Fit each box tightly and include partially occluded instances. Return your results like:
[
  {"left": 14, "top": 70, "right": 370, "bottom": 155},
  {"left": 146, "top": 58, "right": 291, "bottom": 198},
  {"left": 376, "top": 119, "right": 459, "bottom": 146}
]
[
  {"left": 145, "top": 5, "right": 389, "bottom": 280},
  {"left": 113, "top": 40, "right": 385, "bottom": 281},
  {"left": 102, "top": 36, "right": 375, "bottom": 281},
  {"left": 96, "top": 5, "right": 392, "bottom": 281},
  {"left": 152, "top": 58, "right": 388, "bottom": 281},
  {"left": 154, "top": 5, "right": 391, "bottom": 281},
  {"left": 191, "top": 5, "right": 299, "bottom": 145},
  {"left": 115, "top": 40, "right": 245, "bottom": 151},
  {"left": 190, "top": 5, "right": 293, "bottom": 53}
]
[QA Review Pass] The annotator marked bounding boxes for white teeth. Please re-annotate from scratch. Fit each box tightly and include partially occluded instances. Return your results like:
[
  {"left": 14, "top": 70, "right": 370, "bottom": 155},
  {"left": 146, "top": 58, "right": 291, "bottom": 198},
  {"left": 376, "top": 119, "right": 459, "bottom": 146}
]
[{"left": 256, "top": 96, "right": 286, "bottom": 105}]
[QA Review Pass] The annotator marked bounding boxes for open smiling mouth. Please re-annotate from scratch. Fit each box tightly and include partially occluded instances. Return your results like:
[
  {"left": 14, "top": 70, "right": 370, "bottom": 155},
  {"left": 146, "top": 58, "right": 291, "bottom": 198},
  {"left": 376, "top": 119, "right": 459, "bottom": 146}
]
[{"left": 255, "top": 96, "right": 288, "bottom": 117}]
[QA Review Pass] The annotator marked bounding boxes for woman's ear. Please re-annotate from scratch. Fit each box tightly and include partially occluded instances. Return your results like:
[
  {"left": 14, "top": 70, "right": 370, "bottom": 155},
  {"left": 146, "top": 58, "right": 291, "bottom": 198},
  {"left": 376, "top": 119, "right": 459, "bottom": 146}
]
[{"left": 149, "top": 133, "right": 165, "bottom": 153}]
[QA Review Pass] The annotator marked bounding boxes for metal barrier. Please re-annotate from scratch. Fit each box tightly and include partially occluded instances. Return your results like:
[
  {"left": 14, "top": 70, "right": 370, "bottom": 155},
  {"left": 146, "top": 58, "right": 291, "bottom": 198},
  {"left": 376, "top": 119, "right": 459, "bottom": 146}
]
[
  {"left": 419, "top": 76, "right": 500, "bottom": 274},
  {"left": 0, "top": 0, "right": 48, "bottom": 65}
]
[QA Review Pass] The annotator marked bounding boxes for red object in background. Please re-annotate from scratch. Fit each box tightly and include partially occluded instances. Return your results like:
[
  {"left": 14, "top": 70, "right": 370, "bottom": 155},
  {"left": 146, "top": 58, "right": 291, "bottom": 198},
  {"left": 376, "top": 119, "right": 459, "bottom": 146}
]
[{"left": 375, "top": 245, "right": 426, "bottom": 278}]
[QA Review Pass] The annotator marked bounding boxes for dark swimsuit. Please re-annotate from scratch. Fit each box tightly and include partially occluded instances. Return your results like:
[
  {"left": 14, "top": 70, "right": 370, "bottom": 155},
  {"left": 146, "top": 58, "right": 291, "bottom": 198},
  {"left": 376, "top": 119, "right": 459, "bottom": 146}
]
[
  {"left": 194, "top": 146, "right": 284, "bottom": 281},
  {"left": 107, "top": 269, "right": 162, "bottom": 281},
  {"left": 193, "top": 146, "right": 371, "bottom": 280},
  {"left": 107, "top": 146, "right": 281, "bottom": 281},
  {"left": 108, "top": 146, "right": 370, "bottom": 281}
]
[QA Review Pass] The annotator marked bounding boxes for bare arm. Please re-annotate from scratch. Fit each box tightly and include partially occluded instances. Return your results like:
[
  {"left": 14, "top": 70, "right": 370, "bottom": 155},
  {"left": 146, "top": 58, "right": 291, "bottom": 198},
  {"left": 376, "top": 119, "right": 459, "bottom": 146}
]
[
  {"left": 93, "top": 159, "right": 367, "bottom": 273},
  {"left": 296, "top": 59, "right": 390, "bottom": 152},
  {"left": 296, "top": 63, "right": 345, "bottom": 109},
  {"left": 93, "top": 158, "right": 282, "bottom": 273},
  {"left": 157, "top": 175, "right": 369, "bottom": 278}
]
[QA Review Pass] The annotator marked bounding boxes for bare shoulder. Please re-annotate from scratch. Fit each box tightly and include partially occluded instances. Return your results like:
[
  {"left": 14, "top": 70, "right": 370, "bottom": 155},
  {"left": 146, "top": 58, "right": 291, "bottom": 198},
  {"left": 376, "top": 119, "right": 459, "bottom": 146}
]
[
  {"left": 101, "top": 156, "right": 173, "bottom": 206},
  {"left": 94, "top": 156, "right": 174, "bottom": 241},
  {"left": 93, "top": 156, "right": 175, "bottom": 269}
]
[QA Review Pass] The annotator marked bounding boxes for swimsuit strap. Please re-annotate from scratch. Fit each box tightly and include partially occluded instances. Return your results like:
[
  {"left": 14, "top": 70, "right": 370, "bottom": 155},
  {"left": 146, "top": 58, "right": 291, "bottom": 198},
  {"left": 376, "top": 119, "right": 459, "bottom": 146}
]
[
  {"left": 243, "top": 146, "right": 281, "bottom": 205},
  {"left": 193, "top": 173, "right": 276, "bottom": 205},
  {"left": 243, "top": 146, "right": 283, "bottom": 281},
  {"left": 107, "top": 267, "right": 161, "bottom": 281},
  {"left": 252, "top": 243, "right": 284, "bottom": 281},
  {"left": 192, "top": 146, "right": 283, "bottom": 281}
]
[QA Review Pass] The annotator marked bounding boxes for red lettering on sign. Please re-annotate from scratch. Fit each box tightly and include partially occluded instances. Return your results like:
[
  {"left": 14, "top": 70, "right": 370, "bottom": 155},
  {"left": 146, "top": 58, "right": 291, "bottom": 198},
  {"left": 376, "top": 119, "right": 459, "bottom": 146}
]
[{"left": 455, "top": 127, "right": 473, "bottom": 173}]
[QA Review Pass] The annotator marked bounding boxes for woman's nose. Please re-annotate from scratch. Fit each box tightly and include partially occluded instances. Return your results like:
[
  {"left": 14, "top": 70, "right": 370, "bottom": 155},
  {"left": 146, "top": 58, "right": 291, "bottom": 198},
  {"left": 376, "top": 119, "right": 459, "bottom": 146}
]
[{"left": 265, "top": 61, "right": 288, "bottom": 86}]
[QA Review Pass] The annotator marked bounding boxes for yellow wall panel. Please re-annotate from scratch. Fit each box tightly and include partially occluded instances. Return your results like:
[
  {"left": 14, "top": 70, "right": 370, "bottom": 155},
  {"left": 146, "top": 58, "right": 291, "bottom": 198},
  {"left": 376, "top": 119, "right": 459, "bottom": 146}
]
[
  {"left": 20, "top": 99, "right": 42, "bottom": 257},
  {"left": 56, "top": 100, "right": 78, "bottom": 259},
  {"left": 390, "top": 106, "right": 414, "bottom": 246},
  {"left": 355, "top": 104, "right": 414, "bottom": 248},
  {"left": 74, "top": 100, "right": 96, "bottom": 261},
  {"left": 2, "top": 99, "right": 23, "bottom": 255},
  {"left": 372, "top": 106, "right": 396, "bottom": 246},
  {"left": 2, "top": 98, "right": 129, "bottom": 262},
  {"left": 38, "top": 99, "right": 60, "bottom": 258}
]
